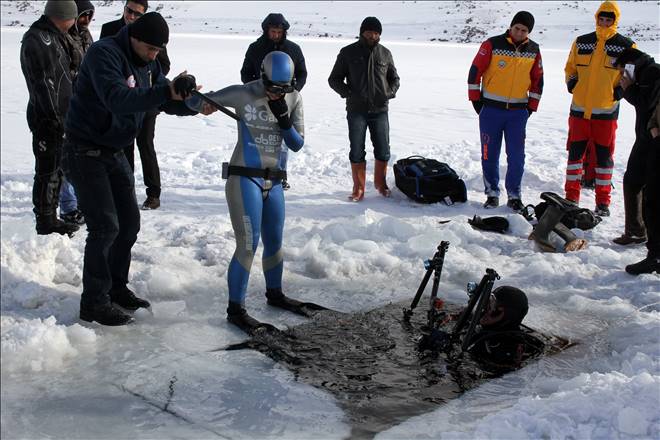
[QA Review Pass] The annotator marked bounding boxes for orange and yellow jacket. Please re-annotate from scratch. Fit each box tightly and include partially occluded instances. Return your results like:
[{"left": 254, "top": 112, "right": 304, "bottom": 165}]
[
  {"left": 565, "top": 1, "right": 635, "bottom": 120},
  {"left": 468, "top": 31, "right": 544, "bottom": 111}
]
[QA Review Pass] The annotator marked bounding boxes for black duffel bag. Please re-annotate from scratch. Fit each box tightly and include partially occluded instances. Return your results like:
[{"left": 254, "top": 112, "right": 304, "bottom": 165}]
[{"left": 393, "top": 156, "right": 467, "bottom": 204}]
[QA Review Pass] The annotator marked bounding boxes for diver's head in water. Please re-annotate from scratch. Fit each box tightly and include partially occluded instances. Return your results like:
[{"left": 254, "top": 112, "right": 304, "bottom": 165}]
[{"left": 480, "top": 286, "right": 529, "bottom": 331}]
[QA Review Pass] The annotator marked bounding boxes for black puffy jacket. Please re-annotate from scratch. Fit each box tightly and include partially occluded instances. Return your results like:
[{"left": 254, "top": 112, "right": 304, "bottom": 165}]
[
  {"left": 20, "top": 15, "right": 74, "bottom": 134},
  {"left": 240, "top": 34, "right": 307, "bottom": 91},
  {"left": 328, "top": 37, "right": 400, "bottom": 113},
  {"left": 623, "top": 55, "right": 660, "bottom": 144}
]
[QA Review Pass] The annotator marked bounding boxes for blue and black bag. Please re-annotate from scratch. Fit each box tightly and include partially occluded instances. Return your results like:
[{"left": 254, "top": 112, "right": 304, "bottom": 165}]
[{"left": 393, "top": 156, "right": 467, "bottom": 204}]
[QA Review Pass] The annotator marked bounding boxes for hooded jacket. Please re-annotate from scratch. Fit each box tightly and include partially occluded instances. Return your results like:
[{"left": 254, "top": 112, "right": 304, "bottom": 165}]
[
  {"left": 20, "top": 15, "right": 74, "bottom": 134},
  {"left": 64, "top": 26, "right": 194, "bottom": 150},
  {"left": 328, "top": 37, "right": 400, "bottom": 113},
  {"left": 622, "top": 54, "right": 660, "bottom": 143},
  {"left": 240, "top": 34, "right": 307, "bottom": 91},
  {"left": 564, "top": 1, "right": 635, "bottom": 120},
  {"left": 468, "top": 31, "right": 544, "bottom": 111},
  {"left": 68, "top": 0, "right": 95, "bottom": 76}
]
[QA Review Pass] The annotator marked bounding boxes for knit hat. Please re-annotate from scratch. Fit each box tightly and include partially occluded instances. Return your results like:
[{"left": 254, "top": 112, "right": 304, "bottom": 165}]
[
  {"left": 360, "top": 16, "right": 382, "bottom": 35},
  {"left": 510, "top": 11, "right": 535, "bottom": 33},
  {"left": 129, "top": 12, "right": 169, "bottom": 48},
  {"left": 490, "top": 286, "right": 529, "bottom": 330},
  {"left": 74, "top": 0, "right": 94, "bottom": 15},
  {"left": 44, "top": 0, "right": 78, "bottom": 20}
]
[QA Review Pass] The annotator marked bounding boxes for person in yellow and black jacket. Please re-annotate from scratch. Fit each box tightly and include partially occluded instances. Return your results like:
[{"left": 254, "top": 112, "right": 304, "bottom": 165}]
[
  {"left": 468, "top": 11, "right": 543, "bottom": 212},
  {"left": 563, "top": 1, "right": 635, "bottom": 217}
]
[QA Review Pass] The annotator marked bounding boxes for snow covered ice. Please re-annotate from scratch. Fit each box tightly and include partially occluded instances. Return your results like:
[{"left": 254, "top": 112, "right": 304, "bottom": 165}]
[{"left": 2, "top": 1, "right": 659, "bottom": 439}]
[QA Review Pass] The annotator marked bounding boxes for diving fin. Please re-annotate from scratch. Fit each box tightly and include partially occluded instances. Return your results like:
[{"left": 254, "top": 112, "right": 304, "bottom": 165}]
[{"left": 267, "top": 295, "right": 329, "bottom": 317}]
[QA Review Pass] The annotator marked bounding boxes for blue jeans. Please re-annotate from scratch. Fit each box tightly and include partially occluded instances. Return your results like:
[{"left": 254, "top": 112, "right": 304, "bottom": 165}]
[
  {"left": 62, "top": 142, "right": 140, "bottom": 308},
  {"left": 479, "top": 106, "right": 528, "bottom": 199},
  {"left": 347, "top": 111, "right": 390, "bottom": 163}
]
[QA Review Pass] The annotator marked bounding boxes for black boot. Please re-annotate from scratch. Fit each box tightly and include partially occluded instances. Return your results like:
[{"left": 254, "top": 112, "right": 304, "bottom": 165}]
[
  {"left": 529, "top": 203, "right": 565, "bottom": 252},
  {"left": 553, "top": 223, "right": 588, "bottom": 252},
  {"left": 110, "top": 287, "right": 151, "bottom": 311},
  {"left": 226, "top": 301, "right": 265, "bottom": 333},
  {"left": 36, "top": 214, "right": 79, "bottom": 236},
  {"left": 80, "top": 302, "right": 134, "bottom": 326},
  {"left": 625, "top": 256, "right": 660, "bottom": 275}
]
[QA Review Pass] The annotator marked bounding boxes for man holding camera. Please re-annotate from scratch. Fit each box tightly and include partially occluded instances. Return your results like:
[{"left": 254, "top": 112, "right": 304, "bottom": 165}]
[{"left": 63, "top": 12, "right": 213, "bottom": 326}]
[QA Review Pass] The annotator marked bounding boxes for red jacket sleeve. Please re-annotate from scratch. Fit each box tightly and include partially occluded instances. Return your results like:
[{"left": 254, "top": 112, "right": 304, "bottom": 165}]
[
  {"left": 527, "top": 51, "right": 544, "bottom": 111},
  {"left": 467, "top": 40, "right": 492, "bottom": 101}
]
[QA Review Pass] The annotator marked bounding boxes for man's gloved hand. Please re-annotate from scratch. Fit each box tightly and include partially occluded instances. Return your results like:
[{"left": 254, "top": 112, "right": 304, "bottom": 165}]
[
  {"left": 35, "top": 119, "right": 63, "bottom": 145},
  {"left": 173, "top": 74, "right": 197, "bottom": 99},
  {"left": 268, "top": 97, "right": 292, "bottom": 129},
  {"left": 472, "top": 100, "right": 483, "bottom": 115}
]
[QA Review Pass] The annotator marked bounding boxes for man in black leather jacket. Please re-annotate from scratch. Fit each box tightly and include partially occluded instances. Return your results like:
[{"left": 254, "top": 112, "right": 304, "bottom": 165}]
[
  {"left": 20, "top": 0, "right": 80, "bottom": 236},
  {"left": 100, "top": 0, "right": 170, "bottom": 210},
  {"left": 329, "top": 17, "right": 400, "bottom": 202}
]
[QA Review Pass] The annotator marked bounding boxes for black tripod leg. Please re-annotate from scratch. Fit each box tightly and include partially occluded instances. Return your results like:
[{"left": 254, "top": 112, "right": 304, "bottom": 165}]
[{"left": 404, "top": 268, "right": 433, "bottom": 320}]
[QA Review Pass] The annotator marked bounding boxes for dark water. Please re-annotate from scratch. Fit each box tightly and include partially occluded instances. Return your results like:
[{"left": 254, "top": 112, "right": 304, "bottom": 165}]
[{"left": 235, "top": 301, "right": 570, "bottom": 439}]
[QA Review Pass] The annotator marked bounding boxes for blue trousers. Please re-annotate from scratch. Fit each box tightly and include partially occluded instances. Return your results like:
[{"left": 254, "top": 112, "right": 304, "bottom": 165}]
[
  {"left": 347, "top": 111, "right": 390, "bottom": 163},
  {"left": 62, "top": 143, "right": 140, "bottom": 308},
  {"left": 479, "top": 106, "right": 528, "bottom": 199},
  {"left": 226, "top": 176, "right": 285, "bottom": 305},
  {"left": 59, "top": 178, "right": 78, "bottom": 214}
]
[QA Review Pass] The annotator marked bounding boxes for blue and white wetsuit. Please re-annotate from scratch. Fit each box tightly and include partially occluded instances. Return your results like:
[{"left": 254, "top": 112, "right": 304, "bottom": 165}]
[{"left": 189, "top": 80, "right": 304, "bottom": 306}]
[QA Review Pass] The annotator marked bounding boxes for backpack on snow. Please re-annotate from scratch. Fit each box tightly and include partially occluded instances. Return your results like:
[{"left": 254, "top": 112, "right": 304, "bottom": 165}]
[
  {"left": 532, "top": 193, "right": 602, "bottom": 230},
  {"left": 393, "top": 156, "right": 467, "bottom": 205}
]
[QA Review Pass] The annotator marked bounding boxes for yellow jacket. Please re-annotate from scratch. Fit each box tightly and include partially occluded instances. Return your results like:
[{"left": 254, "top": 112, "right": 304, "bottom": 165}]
[{"left": 564, "top": 1, "right": 635, "bottom": 120}]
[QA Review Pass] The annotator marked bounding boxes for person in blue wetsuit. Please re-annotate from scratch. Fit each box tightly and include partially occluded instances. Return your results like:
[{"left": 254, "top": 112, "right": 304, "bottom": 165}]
[{"left": 188, "top": 51, "right": 304, "bottom": 332}]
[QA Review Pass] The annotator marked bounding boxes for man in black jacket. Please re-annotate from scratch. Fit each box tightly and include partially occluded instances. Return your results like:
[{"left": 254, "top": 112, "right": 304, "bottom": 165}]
[
  {"left": 613, "top": 49, "right": 660, "bottom": 274},
  {"left": 20, "top": 0, "right": 80, "bottom": 236},
  {"left": 62, "top": 12, "right": 214, "bottom": 326},
  {"left": 100, "top": 0, "right": 170, "bottom": 210},
  {"left": 329, "top": 17, "right": 400, "bottom": 202},
  {"left": 241, "top": 13, "right": 307, "bottom": 91}
]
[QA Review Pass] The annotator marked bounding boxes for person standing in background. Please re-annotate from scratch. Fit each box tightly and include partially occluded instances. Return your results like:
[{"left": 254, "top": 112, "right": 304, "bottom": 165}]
[
  {"left": 20, "top": 0, "right": 80, "bottom": 236},
  {"left": 101, "top": 0, "right": 170, "bottom": 210},
  {"left": 562, "top": 1, "right": 635, "bottom": 217}
]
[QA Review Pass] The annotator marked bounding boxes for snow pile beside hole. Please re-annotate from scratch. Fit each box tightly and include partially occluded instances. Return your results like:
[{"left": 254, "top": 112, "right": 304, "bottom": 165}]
[{"left": 1, "top": 316, "right": 96, "bottom": 374}]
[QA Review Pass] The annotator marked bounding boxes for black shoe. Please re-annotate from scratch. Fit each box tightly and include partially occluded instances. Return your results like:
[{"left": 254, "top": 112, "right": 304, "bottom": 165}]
[
  {"left": 625, "top": 256, "right": 660, "bottom": 275},
  {"left": 141, "top": 196, "right": 160, "bottom": 210},
  {"left": 507, "top": 198, "right": 525, "bottom": 213},
  {"left": 60, "top": 209, "right": 85, "bottom": 225},
  {"left": 80, "top": 302, "right": 134, "bottom": 326},
  {"left": 594, "top": 204, "right": 610, "bottom": 217},
  {"left": 483, "top": 196, "right": 499, "bottom": 209},
  {"left": 110, "top": 287, "right": 150, "bottom": 311},
  {"left": 36, "top": 215, "right": 79, "bottom": 237}
]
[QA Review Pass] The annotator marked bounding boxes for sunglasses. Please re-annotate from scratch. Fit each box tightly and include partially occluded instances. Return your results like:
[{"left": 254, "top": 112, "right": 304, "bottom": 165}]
[
  {"left": 264, "top": 81, "right": 294, "bottom": 95},
  {"left": 125, "top": 6, "right": 144, "bottom": 18}
]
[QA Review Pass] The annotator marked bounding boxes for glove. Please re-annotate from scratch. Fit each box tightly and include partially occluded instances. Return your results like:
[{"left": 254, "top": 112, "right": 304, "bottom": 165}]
[
  {"left": 268, "top": 97, "right": 292, "bottom": 129},
  {"left": 173, "top": 74, "right": 197, "bottom": 99},
  {"left": 35, "top": 119, "right": 63, "bottom": 145},
  {"left": 472, "top": 100, "right": 483, "bottom": 115}
]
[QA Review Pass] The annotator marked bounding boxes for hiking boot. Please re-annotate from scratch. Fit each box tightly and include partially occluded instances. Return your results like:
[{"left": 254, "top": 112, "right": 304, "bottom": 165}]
[
  {"left": 110, "top": 287, "right": 150, "bottom": 311},
  {"left": 613, "top": 233, "right": 646, "bottom": 245},
  {"left": 60, "top": 209, "right": 86, "bottom": 225},
  {"left": 625, "top": 256, "right": 660, "bottom": 275},
  {"left": 594, "top": 204, "right": 610, "bottom": 217},
  {"left": 507, "top": 198, "right": 525, "bottom": 213},
  {"left": 483, "top": 196, "right": 499, "bottom": 209},
  {"left": 141, "top": 196, "right": 160, "bottom": 210},
  {"left": 36, "top": 215, "right": 79, "bottom": 237},
  {"left": 80, "top": 302, "right": 134, "bottom": 326}
]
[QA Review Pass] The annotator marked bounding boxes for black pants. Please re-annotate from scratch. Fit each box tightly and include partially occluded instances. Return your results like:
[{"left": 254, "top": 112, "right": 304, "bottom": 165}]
[
  {"left": 124, "top": 111, "right": 161, "bottom": 198},
  {"left": 32, "top": 135, "right": 63, "bottom": 217},
  {"left": 644, "top": 137, "right": 660, "bottom": 257},
  {"left": 62, "top": 142, "right": 140, "bottom": 308}
]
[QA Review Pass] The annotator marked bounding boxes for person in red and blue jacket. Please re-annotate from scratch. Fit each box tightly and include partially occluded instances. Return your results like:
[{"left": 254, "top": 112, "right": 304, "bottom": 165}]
[{"left": 468, "top": 11, "right": 543, "bottom": 212}]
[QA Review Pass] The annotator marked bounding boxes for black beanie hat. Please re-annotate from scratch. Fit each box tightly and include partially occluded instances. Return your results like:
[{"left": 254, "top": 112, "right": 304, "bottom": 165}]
[
  {"left": 510, "top": 11, "right": 535, "bottom": 32},
  {"left": 75, "top": 0, "right": 95, "bottom": 15},
  {"left": 360, "top": 16, "right": 382, "bottom": 35},
  {"left": 129, "top": 12, "right": 169, "bottom": 48},
  {"left": 491, "top": 286, "right": 529, "bottom": 330}
]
